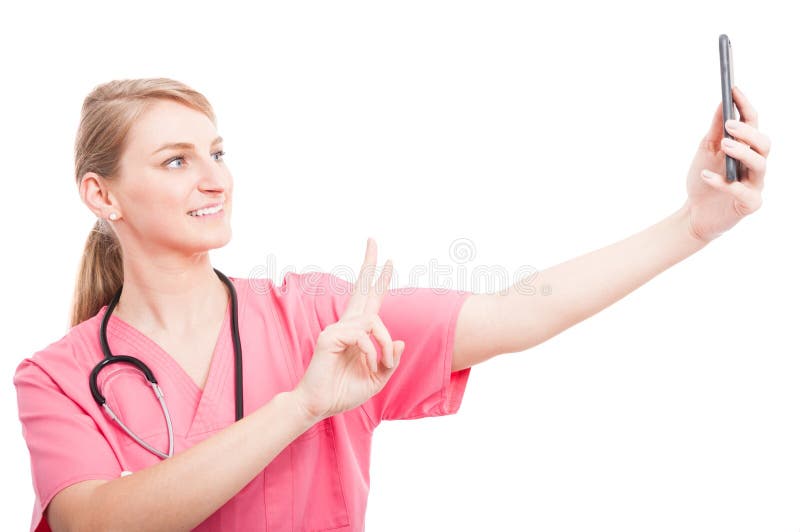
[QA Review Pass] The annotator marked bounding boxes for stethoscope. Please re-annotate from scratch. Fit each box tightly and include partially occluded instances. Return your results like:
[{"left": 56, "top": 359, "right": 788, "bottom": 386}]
[{"left": 89, "top": 268, "right": 244, "bottom": 459}]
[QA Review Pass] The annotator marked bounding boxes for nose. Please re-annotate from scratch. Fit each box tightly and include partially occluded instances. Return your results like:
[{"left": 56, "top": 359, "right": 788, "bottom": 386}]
[{"left": 197, "top": 155, "right": 230, "bottom": 194}]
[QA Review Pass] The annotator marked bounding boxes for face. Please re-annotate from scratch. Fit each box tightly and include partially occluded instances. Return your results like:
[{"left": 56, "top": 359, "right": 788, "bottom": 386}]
[{"left": 89, "top": 99, "right": 233, "bottom": 260}]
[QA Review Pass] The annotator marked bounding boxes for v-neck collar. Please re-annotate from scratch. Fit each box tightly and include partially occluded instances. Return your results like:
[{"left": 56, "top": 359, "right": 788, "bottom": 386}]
[{"left": 101, "top": 293, "right": 233, "bottom": 437}]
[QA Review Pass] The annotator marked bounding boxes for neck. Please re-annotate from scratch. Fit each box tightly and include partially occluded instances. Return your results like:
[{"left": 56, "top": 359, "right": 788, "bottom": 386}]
[{"left": 112, "top": 253, "right": 229, "bottom": 338}]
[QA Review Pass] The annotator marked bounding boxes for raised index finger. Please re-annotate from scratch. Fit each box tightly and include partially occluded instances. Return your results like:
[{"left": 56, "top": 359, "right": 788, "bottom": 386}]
[
  {"left": 364, "top": 258, "right": 393, "bottom": 316},
  {"left": 343, "top": 237, "right": 378, "bottom": 318}
]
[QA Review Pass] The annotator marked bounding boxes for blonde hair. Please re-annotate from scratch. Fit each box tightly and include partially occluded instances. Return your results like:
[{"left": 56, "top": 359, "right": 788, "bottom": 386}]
[{"left": 70, "top": 78, "right": 217, "bottom": 328}]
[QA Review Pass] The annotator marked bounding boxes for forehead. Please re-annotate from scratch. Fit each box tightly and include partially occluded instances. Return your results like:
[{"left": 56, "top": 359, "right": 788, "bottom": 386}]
[{"left": 127, "top": 99, "right": 216, "bottom": 153}]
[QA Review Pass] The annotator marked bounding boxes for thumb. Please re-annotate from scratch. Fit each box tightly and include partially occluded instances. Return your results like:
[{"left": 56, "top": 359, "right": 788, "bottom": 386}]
[{"left": 702, "top": 101, "right": 724, "bottom": 147}]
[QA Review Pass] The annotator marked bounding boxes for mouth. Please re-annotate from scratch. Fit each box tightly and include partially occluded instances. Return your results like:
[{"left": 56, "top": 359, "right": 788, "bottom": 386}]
[{"left": 187, "top": 203, "right": 224, "bottom": 217}]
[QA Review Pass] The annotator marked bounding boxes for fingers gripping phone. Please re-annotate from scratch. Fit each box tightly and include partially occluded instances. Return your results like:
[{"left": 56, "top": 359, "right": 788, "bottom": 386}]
[{"left": 719, "top": 34, "right": 741, "bottom": 182}]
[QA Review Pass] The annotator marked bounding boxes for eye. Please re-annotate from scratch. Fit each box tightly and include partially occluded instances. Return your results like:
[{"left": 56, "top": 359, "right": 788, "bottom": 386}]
[
  {"left": 163, "top": 150, "right": 226, "bottom": 169},
  {"left": 164, "top": 154, "right": 186, "bottom": 169}
]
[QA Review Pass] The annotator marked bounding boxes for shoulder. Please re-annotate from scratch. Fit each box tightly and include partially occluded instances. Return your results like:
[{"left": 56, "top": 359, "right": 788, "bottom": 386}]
[{"left": 13, "top": 313, "right": 103, "bottom": 391}]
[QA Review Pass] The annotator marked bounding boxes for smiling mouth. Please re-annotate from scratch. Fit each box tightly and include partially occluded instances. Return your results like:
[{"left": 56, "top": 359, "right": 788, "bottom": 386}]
[{"left": 187, "top": 204, "right": 224, "bottom": 217}]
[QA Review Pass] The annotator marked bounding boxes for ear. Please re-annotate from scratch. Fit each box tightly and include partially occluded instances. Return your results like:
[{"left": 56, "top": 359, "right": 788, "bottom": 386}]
[{"left": 80, "top": 171, "right": 118, "bottom": 219}]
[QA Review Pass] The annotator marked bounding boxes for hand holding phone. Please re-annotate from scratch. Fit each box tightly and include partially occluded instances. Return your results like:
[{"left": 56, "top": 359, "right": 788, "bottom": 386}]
[{"left": 719, "top": 34, "right": 741, "bottom": 182}]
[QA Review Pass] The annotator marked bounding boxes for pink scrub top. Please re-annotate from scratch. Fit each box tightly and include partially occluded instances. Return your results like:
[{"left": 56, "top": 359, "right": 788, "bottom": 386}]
[{"left": 14, "top": 272, "right": 473, "bottom": 531}]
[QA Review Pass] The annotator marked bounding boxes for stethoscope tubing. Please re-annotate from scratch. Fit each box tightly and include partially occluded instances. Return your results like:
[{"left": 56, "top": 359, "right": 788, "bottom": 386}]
[{"left": 89, "top": 268, "right": 243, "bottom": 459}]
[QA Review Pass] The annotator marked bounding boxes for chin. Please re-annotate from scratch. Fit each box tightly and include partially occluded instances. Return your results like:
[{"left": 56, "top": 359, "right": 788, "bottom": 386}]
[
  {"left": 205, "top": 230, "right": 233, "bottom": 251},
  {"left": 183, "top": 227, "right": 233, "bottom": 253}
]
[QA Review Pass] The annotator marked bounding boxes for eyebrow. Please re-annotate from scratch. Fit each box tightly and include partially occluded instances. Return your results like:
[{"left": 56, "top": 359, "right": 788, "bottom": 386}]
[{"left": 152, "top": 136, "right": 224, "bottom": 155}]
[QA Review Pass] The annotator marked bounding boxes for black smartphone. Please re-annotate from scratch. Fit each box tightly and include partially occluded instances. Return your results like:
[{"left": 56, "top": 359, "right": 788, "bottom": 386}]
[{"left": 719, "top": 34, "right": 741, "bottom": 182}]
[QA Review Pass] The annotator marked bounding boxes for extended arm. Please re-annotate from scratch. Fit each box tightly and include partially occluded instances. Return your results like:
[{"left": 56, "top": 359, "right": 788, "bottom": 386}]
[
  {"left": 451, "top": 203, "right": 708, "bottom": 372},
  {"left": 450, "top": 88, "right": 769, "bottom": 373}
]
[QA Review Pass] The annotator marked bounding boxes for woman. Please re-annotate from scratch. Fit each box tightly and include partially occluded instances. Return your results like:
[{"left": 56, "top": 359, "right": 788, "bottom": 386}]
[{"left": 14, "top": 77, "right": 769, "bottom": 531}]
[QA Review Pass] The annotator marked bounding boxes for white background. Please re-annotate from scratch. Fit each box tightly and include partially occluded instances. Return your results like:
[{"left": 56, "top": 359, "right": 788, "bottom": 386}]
[{"left": 2, "top": 1, "right": 798, "bottom": 530}]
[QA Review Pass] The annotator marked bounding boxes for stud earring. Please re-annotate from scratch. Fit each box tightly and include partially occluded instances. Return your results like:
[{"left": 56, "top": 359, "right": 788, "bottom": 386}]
[{"left": 108, "top": 212, "right": 119, "bottom": 221}]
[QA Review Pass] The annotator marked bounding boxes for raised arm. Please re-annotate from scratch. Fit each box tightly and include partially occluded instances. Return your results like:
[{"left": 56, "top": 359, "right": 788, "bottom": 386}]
[
  {"left": 451, "top": 87, "right": 769, "bottom": 373},
  {"left": 451, "top": 203, "right": 706, "bottom": 372},
  {"left": 47, "top": 390, "right": 318, "bottom": 532}
]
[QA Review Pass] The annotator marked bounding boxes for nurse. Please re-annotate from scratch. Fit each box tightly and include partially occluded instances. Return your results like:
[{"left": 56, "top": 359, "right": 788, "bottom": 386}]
[
  {"left": 14, "top": 77, "right": 476, "bottom": 532},
  {"left": 14, "top": 77, "right": 769, "bottom": 532}
]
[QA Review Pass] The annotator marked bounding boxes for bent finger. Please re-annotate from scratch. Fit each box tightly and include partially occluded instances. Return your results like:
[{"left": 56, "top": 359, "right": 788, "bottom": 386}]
[
  {"left": 720, "top": 139, "right": 767, "bottom": 188},
  {"left": 374, "top": 340, "right": 406, "bottom": 379},
  {"left": 344, "top": 313, "right": 394, "bottom": 371},
  {"left": 332, "top": 325, "right": 379, "bottom": 371},
  {"left": 732, "top": 86, "right": 759, "bottom": 128},
  {"left": 701, "top": 170, "right": 763, "bottom": 216},
  {"left": 367, "top": 314, "right": 395, "bottom": 369},
  {"left": 724, "top": 120, "right": 771, "bottom": 158}
]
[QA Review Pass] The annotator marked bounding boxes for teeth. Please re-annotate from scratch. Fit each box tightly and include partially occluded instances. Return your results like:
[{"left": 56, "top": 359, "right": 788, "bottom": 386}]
[{"left": 189, "top": 204, "right": 223, "bottom": 217}]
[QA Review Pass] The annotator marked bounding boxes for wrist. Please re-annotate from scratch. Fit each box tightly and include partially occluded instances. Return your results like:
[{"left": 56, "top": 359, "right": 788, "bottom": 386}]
[
  {"left": 675, "top": 201, "right": 713, "bottom": 248},
  {"left": 287, "top": 388, "right": 326, "bottom": 425}
]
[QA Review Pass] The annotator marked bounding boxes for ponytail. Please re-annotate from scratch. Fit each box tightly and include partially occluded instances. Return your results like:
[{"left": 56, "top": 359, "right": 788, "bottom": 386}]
[{"left": 70, "top": 218, "right": 123, "bottom": 328}]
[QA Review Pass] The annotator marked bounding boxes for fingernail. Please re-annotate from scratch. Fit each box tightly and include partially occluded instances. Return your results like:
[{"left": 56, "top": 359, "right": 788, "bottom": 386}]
[
  {"left": 722, "top": 138, "right": 736, "bottom": 148},
  {"left": 726, "top": 119, "right": 739, "bottom": 129},
  {"left": 702, "top": 170, "right": 713, "bottom": 180}
]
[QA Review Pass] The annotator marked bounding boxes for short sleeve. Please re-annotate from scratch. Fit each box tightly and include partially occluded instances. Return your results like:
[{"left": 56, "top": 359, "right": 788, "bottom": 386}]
[
  {"left": 14, "top": 359, "right": 122, "bottom": 532},
  {"left": 309, "top": 272, "right": 473, "bottom": 428}
]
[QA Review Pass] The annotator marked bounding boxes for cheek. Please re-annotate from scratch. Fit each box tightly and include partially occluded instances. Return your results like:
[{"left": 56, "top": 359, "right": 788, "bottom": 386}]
[
  {"left": 130, "top": 177, "right": 182, "bottom": 206},
  {"left": 128, "top": 186, "right": 188, "bottom": 225}
]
